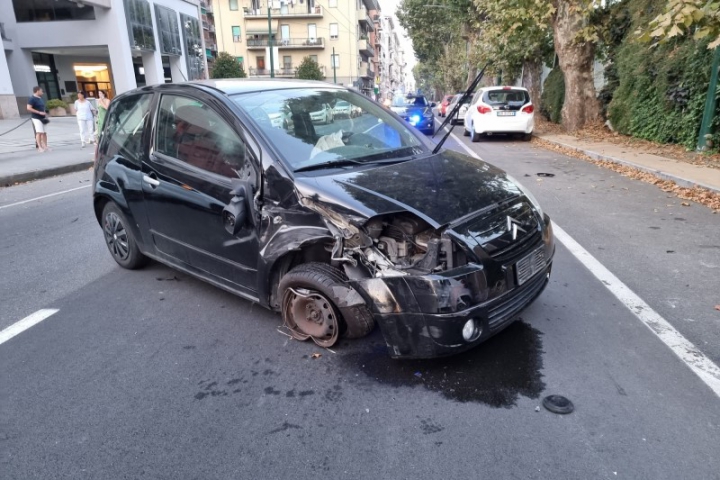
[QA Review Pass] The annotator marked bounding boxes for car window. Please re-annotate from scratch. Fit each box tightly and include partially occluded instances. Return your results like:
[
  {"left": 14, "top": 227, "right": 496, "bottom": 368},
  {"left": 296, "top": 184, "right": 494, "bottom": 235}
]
[
  {"left": 483, "top": 89, "right": 530, "bottom": 105},
  {"left": 233, "top": 88, "right": 426, "bottom": 171},
  {"left": 155, "top": 94, "right": 249, "bottom": 179},
  {"left": 100, "top": 94, "right": 152, "bottom": 165},
  {"left": 391, "top": 96, "right": 428, "bottom": 107}
]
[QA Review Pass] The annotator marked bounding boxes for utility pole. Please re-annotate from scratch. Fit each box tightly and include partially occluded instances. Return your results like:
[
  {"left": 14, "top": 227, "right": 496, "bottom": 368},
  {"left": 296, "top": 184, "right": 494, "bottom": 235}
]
[
  {"left": 697, "top": 47, "right": 719, "bottom": 151},
  {"left": 268, "top": 7, "right": 274, "bottom": 78},
  {"left": 332, "top": 46, "right": 337, "bottom": 84}
]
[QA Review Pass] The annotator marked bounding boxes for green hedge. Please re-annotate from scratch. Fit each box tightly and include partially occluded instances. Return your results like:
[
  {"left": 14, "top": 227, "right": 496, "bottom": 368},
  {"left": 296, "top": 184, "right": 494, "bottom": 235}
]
[
  {"left": 46, "top": 99, "right": 69, "bottom": 110},
  {"left": 607, "top": 0, "right": 719, "bottom": 150},
  {"left": 540, "top": 67, "right": 565, "bottom": 124}
]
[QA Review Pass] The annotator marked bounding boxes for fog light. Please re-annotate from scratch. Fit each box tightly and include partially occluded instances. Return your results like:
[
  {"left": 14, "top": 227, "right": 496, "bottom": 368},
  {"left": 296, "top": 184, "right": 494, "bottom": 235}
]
[{"left": 462, "top": 319, "right": 482, "bottom": 342}]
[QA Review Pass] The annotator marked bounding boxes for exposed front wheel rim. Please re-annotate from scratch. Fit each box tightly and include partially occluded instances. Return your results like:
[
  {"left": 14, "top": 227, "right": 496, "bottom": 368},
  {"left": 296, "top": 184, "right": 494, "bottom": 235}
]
[
  {"left": 282, "top": 287, "right": 339, "bottom": 348},
  {"left": 104, "top": 211, "right": 130, "bottom": 261}
]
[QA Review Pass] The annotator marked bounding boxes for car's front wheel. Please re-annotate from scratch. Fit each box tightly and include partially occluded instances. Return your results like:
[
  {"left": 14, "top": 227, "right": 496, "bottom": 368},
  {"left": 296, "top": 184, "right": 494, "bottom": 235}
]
[
  {"left": 279, "top": 263, "right": 374, "bottom": 347},
  {"left": 102, "top": 202, "right": 147, "bottom": 269}
]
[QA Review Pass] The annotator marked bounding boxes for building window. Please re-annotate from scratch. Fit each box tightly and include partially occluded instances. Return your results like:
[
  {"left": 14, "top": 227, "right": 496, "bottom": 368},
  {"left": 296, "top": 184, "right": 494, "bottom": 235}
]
[
  {"left": 154, "top": 5, "right": 182, "bottom": 56},
  {"left": 12, "top": 0, "right": 96, "bottom": 22},
  {"left": 125, "top": 0, "right": 156, "bottom": 52},
  {"left": 331, "top": 54, "right": 339, "bottom": 68},
  {"left": 180, "top": 13, "right": 204, "bottom": 80},
  {"left": 232, "top": 26, "right": 241, "bottom": 42},
  {"left": 309, "top": 55, "right": 318, "bottom": 63},
  {"left": 229, "top": 0, "right": 239, "bottom": 11},
  {"left": 236, "top": 57, "right": 244, "bottom": 66},
  {"left": 329, "top": 23, "right": 338, "bottom": 40},
  {"left": 329, "top": 0, "right": 337, "bottom": 7},
  {"left": 283, "top": 56, "right": 292, "bottom": 71}
]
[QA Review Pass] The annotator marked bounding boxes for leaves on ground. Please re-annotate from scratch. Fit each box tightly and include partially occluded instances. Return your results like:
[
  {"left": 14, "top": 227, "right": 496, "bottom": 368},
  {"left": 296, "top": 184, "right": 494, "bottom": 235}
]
[{"left": 311, "top": 353, "right": 322, "bottom": 359}]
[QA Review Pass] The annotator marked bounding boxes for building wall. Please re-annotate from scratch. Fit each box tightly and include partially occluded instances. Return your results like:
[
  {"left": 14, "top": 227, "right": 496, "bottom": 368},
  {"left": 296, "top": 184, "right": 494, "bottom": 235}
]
[
  {"left": 0, "top": 0, "right": 202, "bottom": 117},
  {"left": 214, "top": 0, "right": 380, "bottom": 88}
]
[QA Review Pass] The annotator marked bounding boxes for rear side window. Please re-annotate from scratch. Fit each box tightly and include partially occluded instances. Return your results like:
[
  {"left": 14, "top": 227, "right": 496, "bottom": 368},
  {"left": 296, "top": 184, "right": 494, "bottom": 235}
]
[
  {"left": 100, "top": 94, "right": 152, "bottom": 165},
  {"left": 483, "top": 89, "right": 530, "bottom": 106},
  {"left": 155, "top": 94, "right": 249, "bottom": 178}
]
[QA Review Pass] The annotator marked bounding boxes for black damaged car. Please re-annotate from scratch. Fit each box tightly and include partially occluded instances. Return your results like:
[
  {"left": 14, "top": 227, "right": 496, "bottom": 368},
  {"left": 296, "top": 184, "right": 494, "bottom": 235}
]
[{"left": 93, "top": 79, "right": 554, "bottom": 359}]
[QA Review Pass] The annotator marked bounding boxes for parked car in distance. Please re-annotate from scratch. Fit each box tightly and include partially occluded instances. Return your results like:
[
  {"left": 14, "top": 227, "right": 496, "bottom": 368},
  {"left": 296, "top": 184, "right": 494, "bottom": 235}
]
[
  {"left": 310, "top": 103, "right": 334, "bottom": 124},
  {"left": 333, "top": 100, "right": 354, "bottom": 119},
  {"left": 93, "top": 79, "right": 553, "bottom": 359},
  {"left": 463, "top": 86, "right": 534, "bottom": 142},
  {"left": 439, "top": 94, "right": 455, "bottom": 117},
  {"left": 389, "top": 94, "right": 435, "bottom": 135},
  {"left": 447, "top": 94, "right": 471, "bottom": 125}
]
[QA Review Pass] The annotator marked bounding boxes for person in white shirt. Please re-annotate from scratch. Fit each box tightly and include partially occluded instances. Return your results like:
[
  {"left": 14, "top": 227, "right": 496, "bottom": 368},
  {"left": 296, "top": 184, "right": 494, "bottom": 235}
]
[{"left": 74, "top": 92, "right": 96, "bottom": 148}]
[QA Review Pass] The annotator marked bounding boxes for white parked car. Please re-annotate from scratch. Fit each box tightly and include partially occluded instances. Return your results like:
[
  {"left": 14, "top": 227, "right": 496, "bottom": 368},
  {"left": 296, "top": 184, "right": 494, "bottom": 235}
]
[
  {"left": 447, "top": 94, "right": 470, "bottom": 125},
  {"left": 463, "top": 86, "right": 534, "bottom": 141},
  {"left": 333, "top": 100, "right": 353, "bottom": 118},
  {"left": 310, "top": 103, "right": 334, "bottom": 125}
]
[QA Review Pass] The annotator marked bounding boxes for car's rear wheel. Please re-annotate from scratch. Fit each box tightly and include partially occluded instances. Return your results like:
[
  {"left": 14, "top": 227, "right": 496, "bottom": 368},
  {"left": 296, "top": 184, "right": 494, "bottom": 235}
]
[
  {"left": 280, "top": 263, "right": 374, "bottom": 347},
  {"left": 471, "top": 130, "right": 482, "bottom": 142},
  {"left": 463, "top": 127, "right": 470, "bottom": 137},
  {"left": 522, "top": 133, "right": 532, "bottom": 141},
  {"left": 102, "top": 202, "right": 147, "bottom": 269}
]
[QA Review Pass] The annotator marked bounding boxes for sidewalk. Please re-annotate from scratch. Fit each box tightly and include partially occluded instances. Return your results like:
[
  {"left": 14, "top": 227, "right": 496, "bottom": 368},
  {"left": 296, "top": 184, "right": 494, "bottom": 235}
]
[
  {"left": 0, "top": 115, "right": 93, "bottom": 186},
  {"left": 536, "top": 133, "right": 720, "bottom": 194}
]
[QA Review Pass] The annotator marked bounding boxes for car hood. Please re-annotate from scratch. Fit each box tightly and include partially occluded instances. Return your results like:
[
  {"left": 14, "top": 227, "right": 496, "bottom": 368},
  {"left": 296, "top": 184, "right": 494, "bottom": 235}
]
[{"left": 294, "top": 149, "right": 522, "bottom": 228}]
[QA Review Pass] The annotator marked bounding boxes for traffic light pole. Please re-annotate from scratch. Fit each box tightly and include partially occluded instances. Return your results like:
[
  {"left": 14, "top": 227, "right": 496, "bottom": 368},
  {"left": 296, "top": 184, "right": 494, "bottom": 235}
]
[
  {"left": 268, "top": 7, "right": 274, "bottom": 78},
  {"left": 697, "top": 46, "right": 719, "bottom": 151}
]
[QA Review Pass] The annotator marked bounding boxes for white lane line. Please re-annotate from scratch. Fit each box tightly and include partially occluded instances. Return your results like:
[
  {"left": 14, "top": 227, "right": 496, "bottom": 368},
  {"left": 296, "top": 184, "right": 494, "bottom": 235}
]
[
  {"left": 553, "top": 224, "right": 720, "bottom": 397},
  {"left": 450, "top": 127, "right": 720, "bottom": 397},
  {"left": 0, "top": 309, "right": 59, "bottom": 346},
  {"left": 0, "top": 185, "right": 91, "bottom": 210}
]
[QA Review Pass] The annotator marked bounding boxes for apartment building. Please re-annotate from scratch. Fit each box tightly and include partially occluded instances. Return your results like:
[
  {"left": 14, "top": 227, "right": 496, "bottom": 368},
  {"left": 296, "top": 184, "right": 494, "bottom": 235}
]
[
  {"left": 213, "top": 0, "right": 380, "bottom": 92},
  {"left": 1, "top": 0, "right": 205, "bottom": 119},
  {"left": 378, "top": 14, "right": 406, "bottom": 101},
  {"left": 201, "top": 0, "right": 218, "bottom": 68}
]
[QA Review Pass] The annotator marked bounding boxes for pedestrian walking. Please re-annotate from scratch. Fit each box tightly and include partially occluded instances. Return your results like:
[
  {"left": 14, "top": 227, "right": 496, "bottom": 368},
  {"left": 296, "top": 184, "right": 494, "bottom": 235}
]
[
  {"left": 27, "top": 86, "right": 49, "bottom": 152},
  {"left": 74, "top": 92, "right": 96, "bottom": 148},
  {"left": 95, "top": 90, "right": 110, "bottom": 140}
]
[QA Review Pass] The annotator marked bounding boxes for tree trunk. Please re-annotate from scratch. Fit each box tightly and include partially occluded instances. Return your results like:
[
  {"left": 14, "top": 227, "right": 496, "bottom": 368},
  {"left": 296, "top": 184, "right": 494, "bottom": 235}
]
[
  {"left": 522, "top": 58, "right": 543, "bottom": 106},
  {"left": 552, "top": 0, "right": 600, "bottom": 132}
]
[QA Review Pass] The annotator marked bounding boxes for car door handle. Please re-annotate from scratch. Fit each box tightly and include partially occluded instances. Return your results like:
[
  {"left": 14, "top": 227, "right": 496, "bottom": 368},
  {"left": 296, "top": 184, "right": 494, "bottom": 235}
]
[{"left": 143, "top": 175, "right": 160, "bottom": 187}]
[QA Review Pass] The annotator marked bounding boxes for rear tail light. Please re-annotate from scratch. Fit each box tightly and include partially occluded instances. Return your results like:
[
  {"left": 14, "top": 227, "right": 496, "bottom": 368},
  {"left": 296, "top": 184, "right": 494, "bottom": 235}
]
[
  {"left": 477, "top": 105, "right": 492, "bottom": 114},
  {"left": 522, "top": 104, "right": 534, "bottom": 114}
]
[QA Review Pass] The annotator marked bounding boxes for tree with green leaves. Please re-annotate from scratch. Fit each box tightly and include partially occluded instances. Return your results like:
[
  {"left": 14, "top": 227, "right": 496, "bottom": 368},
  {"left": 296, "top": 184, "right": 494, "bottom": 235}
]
[
  {"left": 210, "top": 52, "right": 247, "bottom": 79},
  {"left": 638, "top": 0, "right": 720, "bottom": 49},
  {"left": 295, "top": 56, "right": 325, "bottom": 80}
]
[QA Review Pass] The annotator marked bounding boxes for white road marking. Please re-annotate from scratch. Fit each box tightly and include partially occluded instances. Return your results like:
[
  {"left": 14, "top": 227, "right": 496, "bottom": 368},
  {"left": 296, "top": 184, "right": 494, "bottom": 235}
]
[
  {"left": 553, "top": 224, "right": 720, "bottom": 397},
  {"left": 0, "top": 309, "right": 59, "bottom": 346},
  {"left": 0, "top": 185, "right": 91, "bottom": 210},
  {"left": 448, "top": 126, "right": 720, "bottom": 397}
]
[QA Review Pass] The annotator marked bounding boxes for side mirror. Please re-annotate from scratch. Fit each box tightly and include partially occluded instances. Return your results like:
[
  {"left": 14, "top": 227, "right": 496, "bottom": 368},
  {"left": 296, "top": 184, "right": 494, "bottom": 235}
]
[
  {"left": 431, "top": 102, "right": 437, "bottom": 108},
  {"left": 222, "top": 181, "right": 252, "bottom": 235}
]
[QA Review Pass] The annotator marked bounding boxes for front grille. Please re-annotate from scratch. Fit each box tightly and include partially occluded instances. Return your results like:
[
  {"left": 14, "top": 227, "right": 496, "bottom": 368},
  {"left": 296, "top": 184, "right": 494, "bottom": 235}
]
[
  {"left": 490, "top": 230, "right": 541, "bottom": 263},
  {"left": 487, "top": 269, "right": 547, "bottom": 331},
  {"left": 468, "top": 201, "right": 540, "bottom": 263}
]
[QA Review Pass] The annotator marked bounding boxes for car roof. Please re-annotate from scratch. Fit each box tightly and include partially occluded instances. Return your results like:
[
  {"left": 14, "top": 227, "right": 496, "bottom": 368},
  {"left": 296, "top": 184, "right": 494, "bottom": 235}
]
[
  {"left": 483, "top": 86, "right": 529, "bottom": 92},
  {"left": 191, "top": 78, "right": 346, "bottom": 95}
]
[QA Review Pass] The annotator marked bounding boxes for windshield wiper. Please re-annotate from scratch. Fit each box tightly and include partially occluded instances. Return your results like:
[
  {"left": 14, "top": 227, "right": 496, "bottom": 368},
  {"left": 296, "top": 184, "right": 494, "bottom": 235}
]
[
  {"left": 432, "top": 63, "right": 490, "bottom": 155},
  {"left": 294, "top": 158, "right": 365, "bottom": 173}
]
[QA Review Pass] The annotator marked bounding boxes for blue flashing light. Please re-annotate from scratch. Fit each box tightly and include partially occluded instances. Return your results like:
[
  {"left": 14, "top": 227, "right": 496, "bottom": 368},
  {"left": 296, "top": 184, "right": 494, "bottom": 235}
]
[{"left": 410, "top": 115, "right": 421, "bottom": 125}]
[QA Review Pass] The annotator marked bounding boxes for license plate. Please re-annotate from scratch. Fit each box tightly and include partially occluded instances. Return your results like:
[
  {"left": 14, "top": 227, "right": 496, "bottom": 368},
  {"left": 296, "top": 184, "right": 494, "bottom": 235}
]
[
  {"left": 497, "top": 111, "right": 516, "bottom": 116},
  {"left": 515, "top": 246, "right": 546, "bottom": 285}
]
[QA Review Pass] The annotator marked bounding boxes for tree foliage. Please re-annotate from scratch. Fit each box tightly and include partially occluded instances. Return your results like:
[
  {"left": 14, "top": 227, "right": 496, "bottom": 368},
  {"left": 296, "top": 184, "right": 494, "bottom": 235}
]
[
  {"left": 638, "top": 0, "right": 720, "bottom": 49},
  {"left": 295, "top": 56, "right": 325, "bottom": 80},
  {"left": 210, "top": 52, "right": 247, "bottom": 79}
]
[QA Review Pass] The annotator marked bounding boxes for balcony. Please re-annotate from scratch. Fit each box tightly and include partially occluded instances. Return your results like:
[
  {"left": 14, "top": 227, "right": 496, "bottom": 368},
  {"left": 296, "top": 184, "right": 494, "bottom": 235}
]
[
  {"left": 360, "top": 62, "right": 370, "bottom": 78},
  {"left": 244, "top": 4, "right": 323, "bottom": 18},
  {"left": 358, "top": 38, "right": 374, "bottom": 57},
  {"left": 358, "top": 10, "right": 374, "bottom": 31},
  {"left": 247, "top": 37, "right": 325, "bottom": 49},
  {"left": 202, "top": 21, "right": 209, "bottom": 30}
]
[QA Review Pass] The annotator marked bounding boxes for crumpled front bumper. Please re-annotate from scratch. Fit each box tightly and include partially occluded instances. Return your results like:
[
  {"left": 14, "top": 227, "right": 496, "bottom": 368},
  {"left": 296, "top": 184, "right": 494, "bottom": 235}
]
[{"left": 350, "top": 242, "right": 554, "bottom": 359}]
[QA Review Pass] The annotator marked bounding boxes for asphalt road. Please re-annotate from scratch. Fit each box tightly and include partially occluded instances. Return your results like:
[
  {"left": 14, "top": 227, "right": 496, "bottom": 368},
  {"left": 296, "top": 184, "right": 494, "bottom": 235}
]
[{"left": 1, "top": 121, "right": 719, "bottom": 479}]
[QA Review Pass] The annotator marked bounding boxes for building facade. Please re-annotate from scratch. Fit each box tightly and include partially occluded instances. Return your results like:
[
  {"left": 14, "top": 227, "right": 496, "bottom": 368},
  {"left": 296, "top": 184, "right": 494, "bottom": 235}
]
[
  {"left": 213, "top": 0, "right": 379, "bottom": 92},
  {"left": 0, "top": 0, "right": 206, "bottom": 119},
  {"left": 378, "top": 15, "right": 405, "bottom": 101},
  {"left": 201, "top": 0, "right": 218, "bottom": 68}
]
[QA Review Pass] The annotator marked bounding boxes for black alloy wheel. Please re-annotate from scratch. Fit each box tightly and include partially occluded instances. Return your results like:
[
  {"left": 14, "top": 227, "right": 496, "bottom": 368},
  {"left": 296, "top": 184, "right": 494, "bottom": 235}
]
[{"left": 102, "top": 202, "right": 147, "bottom": 269}]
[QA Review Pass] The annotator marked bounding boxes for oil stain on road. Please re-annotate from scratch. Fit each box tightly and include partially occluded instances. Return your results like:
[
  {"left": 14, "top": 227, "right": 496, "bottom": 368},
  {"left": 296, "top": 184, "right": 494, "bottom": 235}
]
[{"left": 343, "top": 321, "right": 545, "bottom": 408}]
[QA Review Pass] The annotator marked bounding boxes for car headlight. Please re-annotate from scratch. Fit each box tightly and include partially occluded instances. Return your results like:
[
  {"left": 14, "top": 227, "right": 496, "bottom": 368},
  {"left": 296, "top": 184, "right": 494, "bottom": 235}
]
[
  {"left": 506, "top": 175, "right": 544, "bottom": 219},
  {"left": 410, "top": 115, "right": 421, "bottom": 125}
]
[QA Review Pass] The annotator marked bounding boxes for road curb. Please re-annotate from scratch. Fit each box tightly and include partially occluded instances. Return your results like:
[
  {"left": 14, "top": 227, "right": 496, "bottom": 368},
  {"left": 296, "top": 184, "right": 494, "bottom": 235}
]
[
  {"left": 0, "top": 161, "right": 93, "bottom": 187},
  {"left": 535, "top": 135, "right": 720, "bottom": 194}
]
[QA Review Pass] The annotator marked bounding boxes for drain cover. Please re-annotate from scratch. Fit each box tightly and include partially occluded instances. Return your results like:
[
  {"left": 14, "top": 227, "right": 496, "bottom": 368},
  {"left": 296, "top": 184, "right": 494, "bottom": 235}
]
[{"left": 542, "top": 395, "right": 574, "bottom": 414}]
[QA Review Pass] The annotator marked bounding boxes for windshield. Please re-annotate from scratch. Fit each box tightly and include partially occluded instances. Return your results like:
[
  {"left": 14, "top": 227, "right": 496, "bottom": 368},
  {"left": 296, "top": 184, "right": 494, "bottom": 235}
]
[
  {"left": 233, "top": 88, "right": 427, "bottom": 171},
  {"left": 483, "top": 89, "right": 530, "bottom": 106},
  {"left": 391, "top": 96, "right": 428, "bottom": 107}
]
